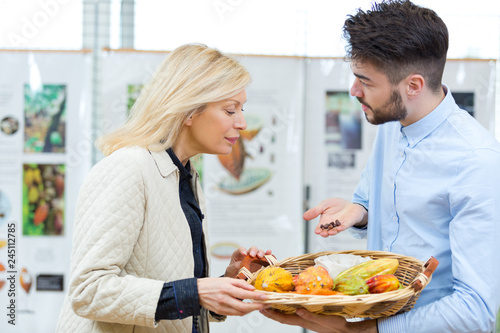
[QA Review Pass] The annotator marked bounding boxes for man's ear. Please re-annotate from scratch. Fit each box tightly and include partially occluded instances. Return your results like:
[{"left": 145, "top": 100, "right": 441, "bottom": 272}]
[{"left": 406, "top": 74, "right": 424, "bottom": 98}]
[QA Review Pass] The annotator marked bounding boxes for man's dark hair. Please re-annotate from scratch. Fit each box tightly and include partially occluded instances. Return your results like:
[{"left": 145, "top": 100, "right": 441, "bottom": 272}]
[{"left": 343, "top": 0, "right": 448, "bottom": 92}]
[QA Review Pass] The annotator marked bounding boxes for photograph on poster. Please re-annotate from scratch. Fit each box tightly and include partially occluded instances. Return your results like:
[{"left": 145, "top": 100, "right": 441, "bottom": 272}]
[
  {"left": 452, "top": 92, "right": 474, "bottom": 117},
  {"left": 325, "top": 91, "right": 362, "bottom": 150},
  {"left": 24, "top": 84, "right": 67, "bottom": 153},
  {"left": 191, "top": 154, "right": 204, "bottom": 184},
  {"left": 328, "top": 152, "right": 356, "bottom": 169},
  {"left": 0, "top": 189, "right": 11, "bottom": 227},
  {"left": 217, "top": 113, "right": 272, "bottom": 195},
  {"left": 209, "top": 241, "right": 241, "bottom": 259},
  {"left": 0, "top": 116, "right": 19, "bottom": 135},
  {"left": 23, "top": 164, "right": 65, "bottom": 236},
  {"left": 0, "top": 262, "right": 5, "bottom": 291},
  {"left": 18, "top": 266, "right": 34, "bottom": 313},
  {"left": 127, "top": 83, "right": 144, "bottom": 117}
]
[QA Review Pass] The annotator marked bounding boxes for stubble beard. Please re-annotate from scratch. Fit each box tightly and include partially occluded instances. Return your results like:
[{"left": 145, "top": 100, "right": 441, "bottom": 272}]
[{"left": 359, "top": 90, "right": 407, "bottom": 125}]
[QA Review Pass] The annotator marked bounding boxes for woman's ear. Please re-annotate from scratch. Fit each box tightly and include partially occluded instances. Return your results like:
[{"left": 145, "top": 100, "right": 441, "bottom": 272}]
[
  {"left": 406, "top": 74, "right": 424, "bottom": 98},
  {"left": 184, "top": 115, "right": 194, "bottom": 126}
]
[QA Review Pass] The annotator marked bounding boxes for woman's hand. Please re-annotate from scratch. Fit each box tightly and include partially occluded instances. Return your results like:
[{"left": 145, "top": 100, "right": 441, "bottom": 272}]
[
  {"left": 224, "top": 246, "right": 272, "bottom": 278},
  {"left": 303, "top": 198, "right": 368, "bottom": 238},
  {"left": 197, "top": 277, "right": 268, "bottom": 316}
]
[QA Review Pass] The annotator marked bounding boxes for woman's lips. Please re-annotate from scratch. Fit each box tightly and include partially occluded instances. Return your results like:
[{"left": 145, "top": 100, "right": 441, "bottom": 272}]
[{"left": 225, "top": 137, "right": 239, "bottom": 144}]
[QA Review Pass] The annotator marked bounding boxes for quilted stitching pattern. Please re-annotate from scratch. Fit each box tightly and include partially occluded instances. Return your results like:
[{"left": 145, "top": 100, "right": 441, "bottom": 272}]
[{"left": 56, "top": 146, "right": 211, "bottom": 333}]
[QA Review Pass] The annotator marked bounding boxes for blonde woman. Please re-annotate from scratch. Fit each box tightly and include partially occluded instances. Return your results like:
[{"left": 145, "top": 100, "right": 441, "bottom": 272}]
[{"left": 56, "top": 44, "right": 270, "bottom": 333}]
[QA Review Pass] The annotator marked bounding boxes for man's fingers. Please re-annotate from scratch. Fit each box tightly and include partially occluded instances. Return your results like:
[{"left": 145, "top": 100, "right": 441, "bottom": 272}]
[
  {"left": 260, "top": 309, "right": 303, "bottom": 325},
  {"left": 304, "top": 198, "right": 340, "bottom": 221},
  {"left": 260, "top": 309, "right": 328, "bottom": 332},
  {"left": 303, "top": 205, "right": 324, "bottom": 221},
  {"left": 296, "top": 308, "right": 339, "bottom": 325},
  {"left": 315, "top": 220, "right": 344, "bottom": 237}
]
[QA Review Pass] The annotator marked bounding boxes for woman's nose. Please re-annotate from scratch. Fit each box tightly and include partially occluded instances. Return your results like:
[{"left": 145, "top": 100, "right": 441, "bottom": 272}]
[{"left": 235, "top": 111, "right": 247, "bottom": 130}]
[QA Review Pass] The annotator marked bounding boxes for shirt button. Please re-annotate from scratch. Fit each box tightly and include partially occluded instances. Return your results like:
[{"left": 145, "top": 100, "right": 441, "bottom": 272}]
[
  {"left": 392, "top": 183, "right": 395, "bottom": 189},
  {"left": 384, "top": 247, "right": 389, "bottom": 251},
  {"left": 399, "top": 151, "right": 404, "bottom": 157},
  {"left": 392, "top": 216, "right": 397, "bottom": 221}
]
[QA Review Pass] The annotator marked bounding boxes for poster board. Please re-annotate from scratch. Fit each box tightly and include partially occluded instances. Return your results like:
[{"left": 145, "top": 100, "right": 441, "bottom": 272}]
[
  {"left": 0, "top": 50, "right": 92, "bottom": 333},
  {"left": 0, "top": 50, "right": 494, "bottom": 333},
  {"left": 303, "top": 58, "right": 373, "bottom": 254},
  {"left": 206, "top": 55, "right": 305, "bottom": 333},
  {"left": 100, "top": 51, "right": 304, "bottom": 333},
  {"left": 303, "top": 58, "right": 496, "bottom": 256}
]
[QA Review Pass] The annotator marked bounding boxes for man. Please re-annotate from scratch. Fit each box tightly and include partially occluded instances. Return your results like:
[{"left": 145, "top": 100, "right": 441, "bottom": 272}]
[{"left": 261, "top": 1, "right": 500, "bottom": 332}]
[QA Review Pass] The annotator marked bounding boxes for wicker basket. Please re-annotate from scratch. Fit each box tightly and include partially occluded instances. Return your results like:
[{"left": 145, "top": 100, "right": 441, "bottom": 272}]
[{"left": 237, "top": 250, "right": 438, "bottom": 318}]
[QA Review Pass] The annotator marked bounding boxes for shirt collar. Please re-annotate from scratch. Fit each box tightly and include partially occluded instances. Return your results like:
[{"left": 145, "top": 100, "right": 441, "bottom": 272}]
[
  {"left": 401, "top": 85, "right": 454, "bottom": 147},
  {"left": 166, "top": 147, "right": 192, "bottom": 181}
]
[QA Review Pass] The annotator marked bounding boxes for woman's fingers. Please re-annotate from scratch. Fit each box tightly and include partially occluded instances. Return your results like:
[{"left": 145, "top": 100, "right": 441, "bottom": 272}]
[
  {"left": 231, "top": 246, "right": 273, "bottom": 263},
  {"left": 214, "top": 298, "right": 268, "bottom": 316},
  {"left": 198, "top": 278, "right": 269, "bottom": 316},
  {"left": 246, "top": 246, "right": 272, "bottom": 258}
]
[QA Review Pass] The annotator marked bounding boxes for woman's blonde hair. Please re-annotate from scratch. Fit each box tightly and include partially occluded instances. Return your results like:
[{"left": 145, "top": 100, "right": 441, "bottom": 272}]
[{"left": 97, "top": 43, "right": 251, "bottom": 156}]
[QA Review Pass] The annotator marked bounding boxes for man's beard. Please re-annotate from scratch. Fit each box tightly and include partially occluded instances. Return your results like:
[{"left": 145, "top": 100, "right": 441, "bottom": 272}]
[{"left": 358, "top": 90, "right": 407, "bottom": 125}]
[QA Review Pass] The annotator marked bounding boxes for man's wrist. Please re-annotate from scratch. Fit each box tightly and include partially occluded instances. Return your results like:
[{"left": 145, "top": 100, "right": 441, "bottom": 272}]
[
  {"left": 348, "top": 318, "right": 378, "bottom": 333},
  {"left": 352, "top": 203, "right": 368, "bottom": 229}
]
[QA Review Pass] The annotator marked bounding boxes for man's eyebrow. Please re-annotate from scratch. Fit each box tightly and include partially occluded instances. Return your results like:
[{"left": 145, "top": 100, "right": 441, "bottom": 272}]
[{"left": 354, "top": 73, "right": 372, "bottom": 81}]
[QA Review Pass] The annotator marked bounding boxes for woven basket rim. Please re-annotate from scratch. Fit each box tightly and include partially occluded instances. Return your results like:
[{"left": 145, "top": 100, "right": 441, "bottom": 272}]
[{"left": 240, "top": 250, "right": 433, "bottom": 318}]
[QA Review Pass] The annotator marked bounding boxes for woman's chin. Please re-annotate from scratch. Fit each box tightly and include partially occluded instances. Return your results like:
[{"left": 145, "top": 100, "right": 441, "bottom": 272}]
[{"left": 211, "top": 146, "right": 232, "bottom": 156}]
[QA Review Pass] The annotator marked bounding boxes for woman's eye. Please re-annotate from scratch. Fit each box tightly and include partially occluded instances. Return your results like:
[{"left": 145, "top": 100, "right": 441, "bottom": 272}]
[{"left": 225, "top": 110, "right": 235, "bottom": 115}]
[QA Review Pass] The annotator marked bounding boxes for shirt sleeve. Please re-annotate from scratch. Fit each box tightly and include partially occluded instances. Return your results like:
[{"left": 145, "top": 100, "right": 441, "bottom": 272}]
[
  {"left": 155, "top": 278, "right": 200, "bottom": 321},
  {"left": 349, "top": 224, "right": 368, "bottom": 239},
  {"left": 382, "top": 149, "right": 500, "bottom": 333},
  {"left": 352, "top": 151, "right": 371, "bottom": 209},
  {"left": 378, "top": 315, "right": 406, "bottom": 333},
  {"left": 350, "top": 156, "right": 371, "bottom": 240}
]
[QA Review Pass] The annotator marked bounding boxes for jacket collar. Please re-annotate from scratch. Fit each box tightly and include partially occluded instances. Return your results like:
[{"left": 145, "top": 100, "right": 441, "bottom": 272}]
[
  {"left": 148, "top": 149, "right": 178, "bottom": 178},
  {"left": 148, "top": 149, "right": 200, "bottom": 186}
]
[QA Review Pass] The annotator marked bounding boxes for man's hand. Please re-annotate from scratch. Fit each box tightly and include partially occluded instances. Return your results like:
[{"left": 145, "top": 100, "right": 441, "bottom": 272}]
[
  {"left": 303, "top": 198, "right": 368, "bottom": 238},
  {"left": 260, "top": 308, "right": 377, "bottom": 333}
]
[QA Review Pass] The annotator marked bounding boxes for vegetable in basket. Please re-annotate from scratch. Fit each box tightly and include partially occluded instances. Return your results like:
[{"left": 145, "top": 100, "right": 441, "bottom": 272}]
[
  {"left": 293, "top": 266, "right": 334, "bottom": 294},
  {"left": 254, "top": 267, "right": 294, "bottom": 292},
  {"left": 332, "top": 258, "right": 399, "bottom": 295}
]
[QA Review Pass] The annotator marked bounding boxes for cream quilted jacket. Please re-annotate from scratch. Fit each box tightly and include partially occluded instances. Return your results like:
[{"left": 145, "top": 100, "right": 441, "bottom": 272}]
[{"left": 56, "top": 146, "right": 221, "bottom": 333}]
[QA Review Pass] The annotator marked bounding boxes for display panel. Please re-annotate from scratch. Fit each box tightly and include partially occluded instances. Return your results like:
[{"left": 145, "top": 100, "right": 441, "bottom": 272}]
[{"left": 0, "top": 51, "right": 91, "bottom": 333}]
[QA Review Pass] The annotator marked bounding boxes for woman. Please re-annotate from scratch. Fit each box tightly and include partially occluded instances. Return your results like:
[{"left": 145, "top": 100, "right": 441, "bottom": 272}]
[{"left": 56, "top": 44, "right": 270, "bottom": 333}]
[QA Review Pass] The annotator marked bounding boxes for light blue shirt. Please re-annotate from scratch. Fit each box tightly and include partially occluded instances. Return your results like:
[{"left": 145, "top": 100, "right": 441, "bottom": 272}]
[{"left": 351, "top": 86, "right": 500, "bottom": 332}]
